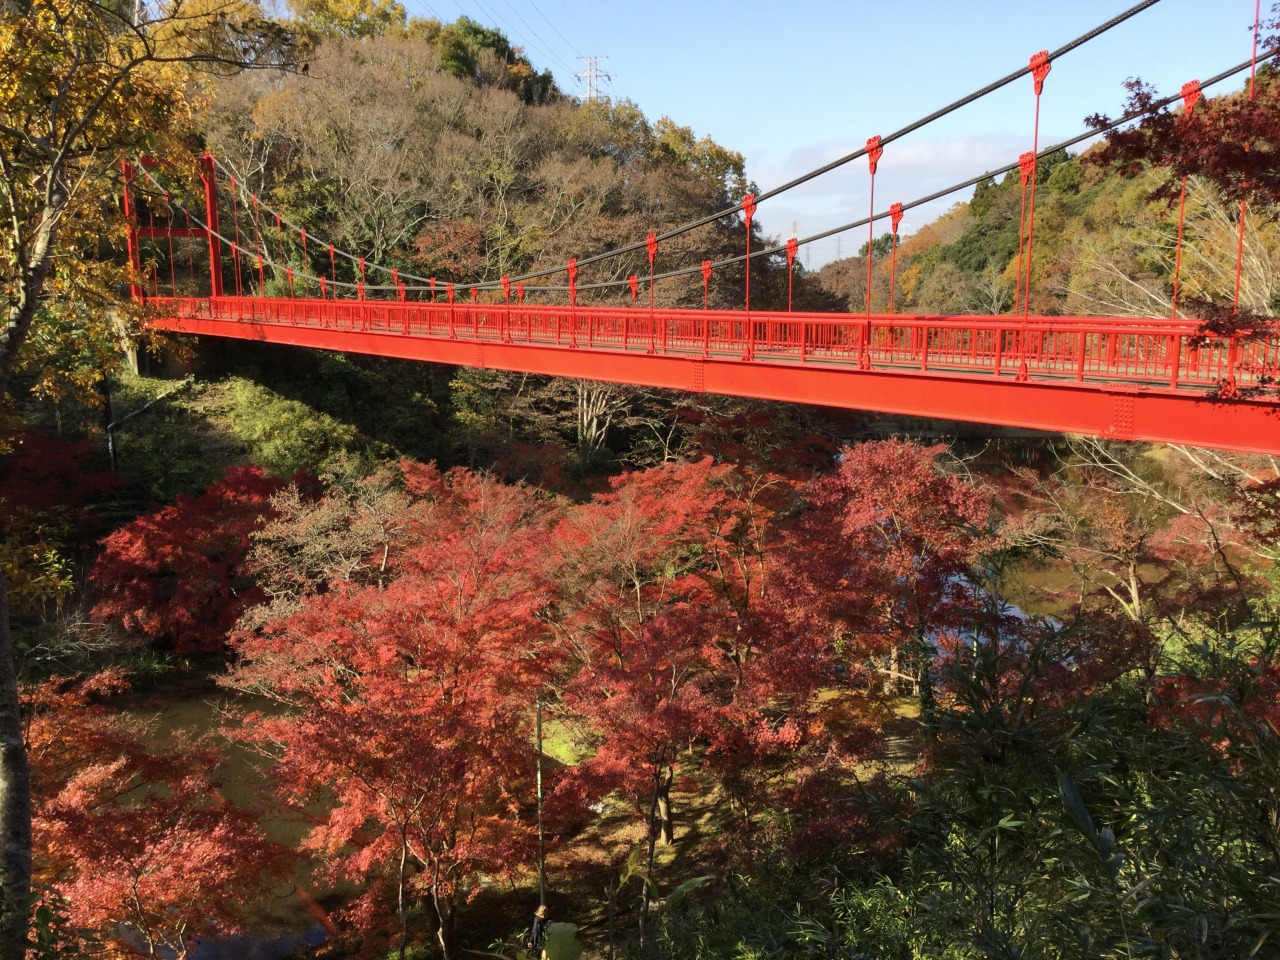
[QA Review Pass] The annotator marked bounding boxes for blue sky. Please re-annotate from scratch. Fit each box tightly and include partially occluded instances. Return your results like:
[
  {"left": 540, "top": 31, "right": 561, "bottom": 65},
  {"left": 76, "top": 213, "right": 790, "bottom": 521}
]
[{"left": 401, "top": 0, "right": 1263, "bottom": 266}]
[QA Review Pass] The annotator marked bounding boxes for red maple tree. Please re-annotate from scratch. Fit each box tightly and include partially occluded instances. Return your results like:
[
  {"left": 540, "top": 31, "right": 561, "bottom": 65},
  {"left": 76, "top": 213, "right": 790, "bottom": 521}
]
[
  {"left": 228, "top": 468, "right": 556, "bottom": 960},
  {"left": 790, "top": 440, "right": 991, "bottom": 720},
  {"left": 90, "top": 466, "right": 285, "bottom": 654},
  {"left": 27, "top": 671, "right": 291, "bottom": 957}
]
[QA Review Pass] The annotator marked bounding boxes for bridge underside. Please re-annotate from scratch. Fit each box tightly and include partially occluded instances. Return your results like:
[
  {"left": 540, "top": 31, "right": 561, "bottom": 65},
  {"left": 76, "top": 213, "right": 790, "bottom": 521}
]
[{"left": 149, "top": 299, "right": 1279, "bottom": 454}]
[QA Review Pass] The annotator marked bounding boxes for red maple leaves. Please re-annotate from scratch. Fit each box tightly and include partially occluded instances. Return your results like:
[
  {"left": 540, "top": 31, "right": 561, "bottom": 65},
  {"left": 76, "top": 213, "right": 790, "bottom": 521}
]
[
  {"left": 67, "top": 442, "right": 1006, "bottom": 948},
  {"left": 90, "top": 466, "right": 284, "bottom": 654},
  {"left": 28, "top": 672, "right": 290, "bottom": 957}
]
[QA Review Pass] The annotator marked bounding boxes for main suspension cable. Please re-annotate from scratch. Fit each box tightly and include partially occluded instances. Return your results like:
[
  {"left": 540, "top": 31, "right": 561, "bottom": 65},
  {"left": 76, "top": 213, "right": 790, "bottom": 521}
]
[
  {"left": 497, "top": 0, "right": 1167, "bottom": 286},
  {"left": 140, "top": 54, "right": 1260, "bottom": 300},
  {"left": 206, "top": 0, "right": 1164, "bottom": 295}
]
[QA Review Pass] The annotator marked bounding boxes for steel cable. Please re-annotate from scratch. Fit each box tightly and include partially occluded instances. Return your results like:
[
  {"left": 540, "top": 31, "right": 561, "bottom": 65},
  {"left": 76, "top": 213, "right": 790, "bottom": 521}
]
[
  {"left": 202, "top": 0, "right": 1165, "bottom": 294},
  {"left": 140, "top": 55, "right": 1263, "bottom": 299}
]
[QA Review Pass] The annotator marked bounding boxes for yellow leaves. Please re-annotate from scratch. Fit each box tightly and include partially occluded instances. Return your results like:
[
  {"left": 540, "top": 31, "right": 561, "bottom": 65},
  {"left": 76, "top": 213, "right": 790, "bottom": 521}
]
[
  {"left": 0, "top": 538, "right": 75, "bottom": 615},
  {"left": 288, "top": 0, "right": 406, "bottom": 38}
]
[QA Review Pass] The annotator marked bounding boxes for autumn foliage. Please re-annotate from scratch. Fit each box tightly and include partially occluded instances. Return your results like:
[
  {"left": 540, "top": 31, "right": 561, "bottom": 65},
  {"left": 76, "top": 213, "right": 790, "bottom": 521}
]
[
  {"left": 39, "top": 431, "right": 1279, "bottom": 956},
  {"left": 89, "top": 466, "right": 285, "bottom": 654},
  {"left": 27, "top": 671, "right": 291, "bottom": 957},
  {"left": 227, "top": 466, "right": 556, "bottom": 957}
]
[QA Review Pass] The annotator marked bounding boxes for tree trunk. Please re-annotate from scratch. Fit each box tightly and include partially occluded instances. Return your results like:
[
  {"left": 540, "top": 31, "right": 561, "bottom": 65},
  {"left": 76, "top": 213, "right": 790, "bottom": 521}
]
[
  {"left": 655, "top": 771, "right": 674, "bottom": 847},
  {"left": 639, "top": 762, "right": 674, "bottom": 943},
  {"left": 639, "top": 767, "right": 659, "bottom": 944},
  {"left": 431, "top": 881, "right": 456, "bottom": 960},
  {"left": 397, "top": 830, "right": 409, "bottom": 960},
  {"left": 914, "top": 627, "right": 937, "bottom": 730},
  {"left": 0, "top": 567, "right": 31, "bottom": 960},
  {"left": 0, "top": 205, "right": 57, "bottom": 394}
]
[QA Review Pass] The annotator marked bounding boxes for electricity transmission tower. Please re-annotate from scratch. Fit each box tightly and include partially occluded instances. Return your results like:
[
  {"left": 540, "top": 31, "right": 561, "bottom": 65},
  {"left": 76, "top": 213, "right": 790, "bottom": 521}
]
[{"left": 575, "top": 56, "right": 613, "bottom": 103}]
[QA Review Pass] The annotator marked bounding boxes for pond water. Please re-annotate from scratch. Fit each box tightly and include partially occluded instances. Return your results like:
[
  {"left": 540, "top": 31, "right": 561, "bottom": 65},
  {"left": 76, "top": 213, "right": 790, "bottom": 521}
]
[{"left": 123, "top": 673, "right": 337, "bottom": 958}]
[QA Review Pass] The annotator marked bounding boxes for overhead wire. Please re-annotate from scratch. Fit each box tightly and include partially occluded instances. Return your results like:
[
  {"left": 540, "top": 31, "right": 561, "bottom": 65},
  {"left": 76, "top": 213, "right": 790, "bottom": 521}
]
[
  {"left": 525, "top": 0, "right": 582, "bottom": 59},
  {"left": 466, "top": 0, "right": 574, "bottom": 77},
  {"left": 498, "top": 0, "right": 578, "bottom": 76}
]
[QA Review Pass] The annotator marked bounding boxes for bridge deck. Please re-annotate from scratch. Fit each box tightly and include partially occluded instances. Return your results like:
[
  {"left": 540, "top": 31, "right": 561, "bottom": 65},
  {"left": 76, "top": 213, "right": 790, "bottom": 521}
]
[{"left": 146, "top": 295, "right": 1280, "bottom": 454}]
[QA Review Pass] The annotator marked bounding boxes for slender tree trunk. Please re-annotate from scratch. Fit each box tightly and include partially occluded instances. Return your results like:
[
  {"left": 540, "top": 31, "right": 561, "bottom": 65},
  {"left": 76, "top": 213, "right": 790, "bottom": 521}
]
[
  {"left": 1, "top": 207, "right": 57, "bottom": 391},
  {"left": 639, "top": 765, "right": 660, "bottom": 943},
  {"left": 431, "top": 880, "right": 455, "bottom": 960},
  {"left": 605, "top": 880, "right": 616, "bottom": 960},
  {"left": 397, "top": 829, "right": 409, "bottom": 960},
  {"left": 655, "top": 770, "right": 674, "bottom": 846},
  {"left": 639, "top": 761, "right": 674, "bottom": 942},
  {"left": 0, "top": 567, "right": 31, "bottom": 960},
  {"left": 914, "top": 625, "right": 937, "bottom": 730}
]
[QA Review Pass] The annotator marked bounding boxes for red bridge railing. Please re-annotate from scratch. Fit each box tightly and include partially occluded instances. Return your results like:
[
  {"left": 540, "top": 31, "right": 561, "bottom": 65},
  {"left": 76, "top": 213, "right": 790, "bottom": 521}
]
[{"left": 148, "top": 295, "right": 1278, "bottom": 396}]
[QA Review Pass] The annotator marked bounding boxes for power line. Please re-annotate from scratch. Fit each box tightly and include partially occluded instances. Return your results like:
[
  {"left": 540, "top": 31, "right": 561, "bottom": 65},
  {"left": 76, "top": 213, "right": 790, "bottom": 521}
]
[
  {"left": 497, "top": 0, "right": 579, "bottom": 76},
  {"left": 466, "top": 0, "right": 569, "bottom": 76},
  {"left": 525, "top": 0, "right": 582, "bottom": 59}
]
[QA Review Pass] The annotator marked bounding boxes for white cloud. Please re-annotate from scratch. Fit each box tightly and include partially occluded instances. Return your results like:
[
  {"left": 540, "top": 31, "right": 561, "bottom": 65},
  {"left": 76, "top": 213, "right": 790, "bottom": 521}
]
[{"left": 745, "top": 134, "right": 1034, "bottom": 268}]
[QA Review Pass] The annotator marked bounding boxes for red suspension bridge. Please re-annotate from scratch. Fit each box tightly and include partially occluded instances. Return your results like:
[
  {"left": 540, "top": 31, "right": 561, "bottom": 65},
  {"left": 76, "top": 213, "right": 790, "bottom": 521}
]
[{"left": 125, "top": 1, "right": 1280, "bottom": 455}]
